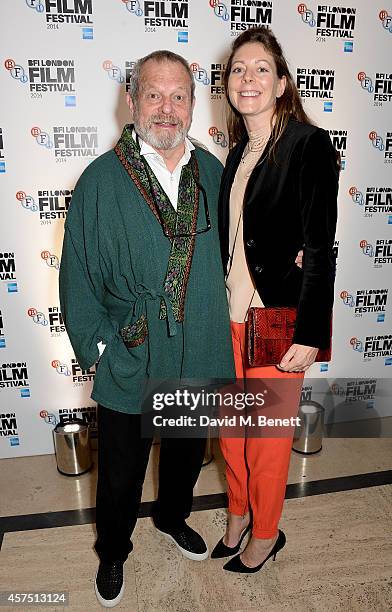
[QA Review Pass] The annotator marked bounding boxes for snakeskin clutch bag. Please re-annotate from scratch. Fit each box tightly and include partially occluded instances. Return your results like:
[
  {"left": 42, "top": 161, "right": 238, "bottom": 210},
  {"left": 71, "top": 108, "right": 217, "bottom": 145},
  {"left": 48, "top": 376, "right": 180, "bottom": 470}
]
[{"left": 247, "top": 307, "right": 331, "bottom": 367}]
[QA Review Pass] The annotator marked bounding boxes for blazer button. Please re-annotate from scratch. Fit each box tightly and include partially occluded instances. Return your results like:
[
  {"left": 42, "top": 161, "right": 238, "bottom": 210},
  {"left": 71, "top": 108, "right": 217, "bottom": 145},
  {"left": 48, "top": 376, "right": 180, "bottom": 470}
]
[
  {"left": 254, "top": 265, "right": 263, "bottom": 273},
  {"left": 246, "top": 239, "right": 256, "bottom": 247}
]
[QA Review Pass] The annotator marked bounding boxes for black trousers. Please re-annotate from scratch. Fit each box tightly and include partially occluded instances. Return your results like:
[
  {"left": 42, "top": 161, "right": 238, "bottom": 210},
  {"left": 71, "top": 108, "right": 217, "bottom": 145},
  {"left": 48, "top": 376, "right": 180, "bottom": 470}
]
[{"left": 94, "top": 404, "right": 206, "bottom": 563}]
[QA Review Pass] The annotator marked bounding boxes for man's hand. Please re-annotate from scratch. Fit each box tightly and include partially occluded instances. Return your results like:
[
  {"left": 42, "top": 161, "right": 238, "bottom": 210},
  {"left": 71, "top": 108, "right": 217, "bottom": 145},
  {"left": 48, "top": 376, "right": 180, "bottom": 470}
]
[
  {"left": 278, "top": 344, "right": 318, "bottom": 372},
  {"left": 295, "top": 249, "right": 304, "bottom": 268}
]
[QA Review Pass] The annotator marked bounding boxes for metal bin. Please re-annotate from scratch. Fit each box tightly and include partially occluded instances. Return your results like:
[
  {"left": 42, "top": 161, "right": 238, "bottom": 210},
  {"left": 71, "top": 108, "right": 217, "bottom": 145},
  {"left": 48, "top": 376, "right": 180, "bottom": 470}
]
[
  {"left": 292, "top": 401, "right": 324, "bottom": 454},
  {"left": 53, "top": 420, "right": 92, "bottom": 476}
]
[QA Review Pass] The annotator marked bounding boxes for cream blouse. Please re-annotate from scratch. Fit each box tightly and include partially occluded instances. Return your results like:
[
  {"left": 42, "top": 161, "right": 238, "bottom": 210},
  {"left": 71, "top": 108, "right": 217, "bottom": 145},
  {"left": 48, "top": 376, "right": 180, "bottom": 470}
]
[{"left": 226, "top": 127, "right": 270, "bottom": 323}]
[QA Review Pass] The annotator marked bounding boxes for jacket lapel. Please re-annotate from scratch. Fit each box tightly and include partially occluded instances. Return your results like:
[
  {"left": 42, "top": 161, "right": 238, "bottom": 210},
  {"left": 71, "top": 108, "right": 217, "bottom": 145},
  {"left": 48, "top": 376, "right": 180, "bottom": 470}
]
[{"left": 218, "top": 138, "right": 247, "bottom": 271}]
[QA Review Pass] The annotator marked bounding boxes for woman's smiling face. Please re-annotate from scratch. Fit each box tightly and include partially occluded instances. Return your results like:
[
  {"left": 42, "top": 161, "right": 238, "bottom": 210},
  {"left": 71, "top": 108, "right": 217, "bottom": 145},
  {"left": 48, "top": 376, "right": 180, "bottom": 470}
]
[{"left": 227, "top": 42, "right": 286, "bottom": 129}]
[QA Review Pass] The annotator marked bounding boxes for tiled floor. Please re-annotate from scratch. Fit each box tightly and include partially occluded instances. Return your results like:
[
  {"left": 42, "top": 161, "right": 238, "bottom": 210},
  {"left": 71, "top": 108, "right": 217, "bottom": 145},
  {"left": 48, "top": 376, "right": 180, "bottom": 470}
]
[
  {"left": 2, "top": 486, "right": 392, "bottom": 612},
  {"left": 1, "top": 439, "right": 392, "bottom": 611}
]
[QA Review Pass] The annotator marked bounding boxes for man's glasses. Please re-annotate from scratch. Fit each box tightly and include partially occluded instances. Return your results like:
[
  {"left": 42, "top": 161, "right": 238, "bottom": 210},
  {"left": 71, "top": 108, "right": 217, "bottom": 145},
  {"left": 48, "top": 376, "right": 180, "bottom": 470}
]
[{"left": 140, "top": 151, "right": 211, "bottom": 239}]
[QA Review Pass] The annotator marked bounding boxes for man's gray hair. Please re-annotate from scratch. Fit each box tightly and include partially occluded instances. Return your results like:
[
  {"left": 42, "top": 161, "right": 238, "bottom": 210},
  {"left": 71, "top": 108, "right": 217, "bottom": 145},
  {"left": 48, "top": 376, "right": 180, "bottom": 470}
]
[{"left": 129, "top": 50, "right": 195, "bottom": 102}]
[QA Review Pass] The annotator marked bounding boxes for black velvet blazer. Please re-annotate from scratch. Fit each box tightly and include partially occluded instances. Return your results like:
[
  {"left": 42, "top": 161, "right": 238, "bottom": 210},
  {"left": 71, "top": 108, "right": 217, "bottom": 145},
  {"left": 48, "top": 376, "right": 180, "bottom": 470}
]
[{"left": 218, "top": 118, "right": 339, "bottom": 350}]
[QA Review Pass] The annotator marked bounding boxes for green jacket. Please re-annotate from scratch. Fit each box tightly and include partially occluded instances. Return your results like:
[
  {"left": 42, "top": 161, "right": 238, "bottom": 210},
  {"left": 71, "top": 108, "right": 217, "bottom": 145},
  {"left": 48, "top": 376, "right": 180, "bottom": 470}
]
[{"left": 59, "top": 144, "right": 235, "bottom": 413}]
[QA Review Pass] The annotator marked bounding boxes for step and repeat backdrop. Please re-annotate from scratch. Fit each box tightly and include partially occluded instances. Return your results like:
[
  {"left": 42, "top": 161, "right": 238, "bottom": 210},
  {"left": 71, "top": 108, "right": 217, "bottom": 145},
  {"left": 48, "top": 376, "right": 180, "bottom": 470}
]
[{"left": 0, "top": 1, "right": 391, "bottom": 457}]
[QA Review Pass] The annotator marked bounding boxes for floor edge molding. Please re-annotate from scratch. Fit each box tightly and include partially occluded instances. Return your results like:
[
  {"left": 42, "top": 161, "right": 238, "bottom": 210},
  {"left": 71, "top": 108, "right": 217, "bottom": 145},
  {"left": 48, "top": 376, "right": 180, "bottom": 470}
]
[{"left": 1, "top": 469, "right": 392, "bottom": 549}]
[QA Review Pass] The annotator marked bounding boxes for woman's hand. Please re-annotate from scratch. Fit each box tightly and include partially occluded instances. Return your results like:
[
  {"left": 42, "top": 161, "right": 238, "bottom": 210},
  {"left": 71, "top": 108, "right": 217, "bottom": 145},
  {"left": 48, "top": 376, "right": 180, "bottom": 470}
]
[
  {"left": 295, "top": 249, "right": 304, "bottom": 268},
  {"left": 278, "top": 344, "right": 318, "bottom": 372}
]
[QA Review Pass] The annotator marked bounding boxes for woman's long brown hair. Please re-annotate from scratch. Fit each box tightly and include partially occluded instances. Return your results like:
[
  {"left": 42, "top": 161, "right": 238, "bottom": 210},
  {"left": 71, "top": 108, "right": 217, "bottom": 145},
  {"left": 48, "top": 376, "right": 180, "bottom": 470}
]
[{"left": 223, "top": 27, "right": 313, "bottom": 151}]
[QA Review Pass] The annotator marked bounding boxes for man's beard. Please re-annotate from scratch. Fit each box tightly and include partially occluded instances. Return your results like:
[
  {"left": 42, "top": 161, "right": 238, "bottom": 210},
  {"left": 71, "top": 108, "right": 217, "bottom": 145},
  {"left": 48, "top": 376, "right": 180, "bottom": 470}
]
[{"left": 133, "top": 109, "right": 190, "bottom": 150}]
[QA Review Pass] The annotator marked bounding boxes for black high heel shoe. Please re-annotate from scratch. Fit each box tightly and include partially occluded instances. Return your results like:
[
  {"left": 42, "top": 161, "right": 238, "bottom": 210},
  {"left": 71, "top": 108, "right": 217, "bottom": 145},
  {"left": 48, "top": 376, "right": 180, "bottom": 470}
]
[
  {"left": 211, "top": 522, "right": 252, "bottom": 559},
  {"left": 223, "top": 529, "right": 286, "bottom": 573}
]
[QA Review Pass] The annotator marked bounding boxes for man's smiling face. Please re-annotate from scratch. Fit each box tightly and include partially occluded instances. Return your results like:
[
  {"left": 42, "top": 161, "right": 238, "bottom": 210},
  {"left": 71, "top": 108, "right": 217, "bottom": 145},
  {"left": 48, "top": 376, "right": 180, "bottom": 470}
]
[{"left": 128, "top": 58, "right": 195, "bottom": 151}]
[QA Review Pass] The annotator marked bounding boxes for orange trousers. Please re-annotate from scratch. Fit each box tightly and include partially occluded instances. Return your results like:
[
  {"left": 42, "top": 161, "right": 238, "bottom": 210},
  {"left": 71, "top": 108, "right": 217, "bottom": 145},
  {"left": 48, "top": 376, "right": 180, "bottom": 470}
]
[{"left": 219, "top": 321, "right": 304, "bottom": 539}]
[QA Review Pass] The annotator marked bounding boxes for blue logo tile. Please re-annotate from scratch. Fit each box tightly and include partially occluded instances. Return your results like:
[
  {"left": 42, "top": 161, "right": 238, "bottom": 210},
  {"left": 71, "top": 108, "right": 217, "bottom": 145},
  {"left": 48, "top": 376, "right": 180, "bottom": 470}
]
[
  {"left": 377, "top": 313, "right": 385, "bottom": 322},
  {"left": 65, "top": 96, "right": 76, "bottom": 107},
  {"left": 82, "top": 28, "right": 93, "bottom": 39},
  {"left": 7, "top": 282, "right": 18, "bottom": 293},
  {"left": 178, "top": 31, "right": 188, "bottom": 43},
  {"left": 320, "top": 363, "right": 329, "bottom": 372},
  {"left": 10, "top": 437, "right": 20, "bottom": 447},
  {"left": 0, "top": 162, "right": 5, "bottom": 173},
  {"left": 324, "top": 101, "right": 333, "bottom": 112},
  {"left": 344, "top": 41, "right": 353, "bottom": 52},
  {"left": 341, "top": 159, "right": 346, "bottom": 170},
  {"left": 0, "top": 338, "right": 5, "bottom": 348},
  {"left": 388, "top": 215, "right": 392, "bottom": 224},
  {"left": 366, "top": 400, "right": 375, "bottom": 409},
  {"left": 385, "top": 357, "right": 392, "bottom": 366},
  {"left": 21, "top": 388, "right": 30, "bottom": 398}
]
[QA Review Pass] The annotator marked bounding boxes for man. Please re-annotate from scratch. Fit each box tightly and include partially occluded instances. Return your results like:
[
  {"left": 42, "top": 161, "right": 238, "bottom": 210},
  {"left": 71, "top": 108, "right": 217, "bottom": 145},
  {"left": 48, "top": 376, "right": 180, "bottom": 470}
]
[{"left": 59, "top": 50, "right": 235, "bottom": 607}]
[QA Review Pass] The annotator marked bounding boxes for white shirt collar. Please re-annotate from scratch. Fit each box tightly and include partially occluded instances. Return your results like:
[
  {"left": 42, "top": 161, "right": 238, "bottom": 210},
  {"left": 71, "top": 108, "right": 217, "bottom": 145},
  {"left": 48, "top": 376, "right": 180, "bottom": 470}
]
[{"left": 132, "top": 128, "right": 194, "bottom": 171}]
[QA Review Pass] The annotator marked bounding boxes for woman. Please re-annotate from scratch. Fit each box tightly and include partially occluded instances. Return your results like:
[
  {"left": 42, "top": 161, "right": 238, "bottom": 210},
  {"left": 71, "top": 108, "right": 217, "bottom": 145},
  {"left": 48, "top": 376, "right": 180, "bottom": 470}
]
[{"left": 212, "top": 27, "right": 339, "bottom": 573}]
